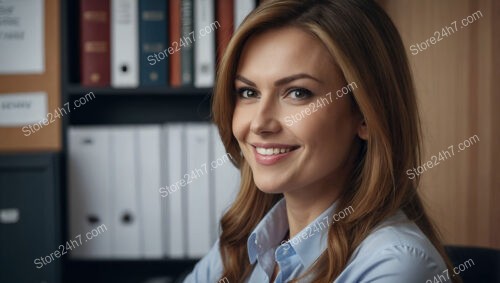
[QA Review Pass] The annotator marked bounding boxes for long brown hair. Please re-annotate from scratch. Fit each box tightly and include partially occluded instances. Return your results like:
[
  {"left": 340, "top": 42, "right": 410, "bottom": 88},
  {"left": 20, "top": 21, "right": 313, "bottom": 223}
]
[{"left": 212, "top": 0, "right": 459, "bottom": 282}]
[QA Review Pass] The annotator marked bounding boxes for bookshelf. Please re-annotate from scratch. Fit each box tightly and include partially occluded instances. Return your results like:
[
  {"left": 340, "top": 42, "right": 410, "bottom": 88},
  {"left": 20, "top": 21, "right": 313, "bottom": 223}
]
[
  {"left": 67, "top": 86, "right": 212, "bottom": 125},
  {"left": 60, "top": 1, "right": 209, "bottom": 282}
]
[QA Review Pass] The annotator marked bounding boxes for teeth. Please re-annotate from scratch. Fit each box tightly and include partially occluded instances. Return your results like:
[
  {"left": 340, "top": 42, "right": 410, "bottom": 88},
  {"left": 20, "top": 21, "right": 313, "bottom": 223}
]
[{"left": 256, "top": 147, "right": 292, "bottom": 155}]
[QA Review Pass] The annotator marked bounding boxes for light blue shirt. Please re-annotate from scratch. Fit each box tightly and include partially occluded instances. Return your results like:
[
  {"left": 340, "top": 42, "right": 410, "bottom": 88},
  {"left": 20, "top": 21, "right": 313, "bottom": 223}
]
[{"left": 184, "top": 198, "right": 448, "bottom": 282}]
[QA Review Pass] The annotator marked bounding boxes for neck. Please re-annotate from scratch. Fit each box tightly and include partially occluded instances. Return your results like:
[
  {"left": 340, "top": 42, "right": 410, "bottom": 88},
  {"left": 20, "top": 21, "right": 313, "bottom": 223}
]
[
  {"left": 283, "top": 179, "right": 343, "bottom": 239},
  {"left": 282, "top": 140, "right": 360, "bottom": 239}
]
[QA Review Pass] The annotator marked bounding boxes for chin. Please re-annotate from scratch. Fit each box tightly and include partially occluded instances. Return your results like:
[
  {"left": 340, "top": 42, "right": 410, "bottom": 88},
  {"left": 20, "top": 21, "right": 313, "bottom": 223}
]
[{"left": 254, "top": 177, "right": 288, "bottom": 195}]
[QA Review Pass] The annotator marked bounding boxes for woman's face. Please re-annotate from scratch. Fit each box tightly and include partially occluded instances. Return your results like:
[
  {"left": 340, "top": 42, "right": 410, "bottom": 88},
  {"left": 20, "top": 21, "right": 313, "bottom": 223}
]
[{"left": 232, "top": 26, "right": 366, "bottom": 197}]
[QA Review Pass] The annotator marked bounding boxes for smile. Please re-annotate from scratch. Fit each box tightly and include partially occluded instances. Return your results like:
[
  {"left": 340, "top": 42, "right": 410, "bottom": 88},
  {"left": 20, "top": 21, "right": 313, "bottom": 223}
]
[
  {"left": 255, "top": 147, "right": 293, "bottom": 155},
  {"left": 251, "top": 144, "right": 300, "bottom": 165}
]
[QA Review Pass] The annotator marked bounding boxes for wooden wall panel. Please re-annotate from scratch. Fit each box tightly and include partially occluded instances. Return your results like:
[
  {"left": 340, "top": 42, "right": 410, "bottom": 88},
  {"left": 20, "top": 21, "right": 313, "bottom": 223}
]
[
  {"left": 491, "top": 1, "right": 500, "bottom": 248},
  {"left": 379, "top": 0, "right": 499, "bottom": 248},
  {"left": 0, "top": 0, "right": 61, "bottom": 153}
]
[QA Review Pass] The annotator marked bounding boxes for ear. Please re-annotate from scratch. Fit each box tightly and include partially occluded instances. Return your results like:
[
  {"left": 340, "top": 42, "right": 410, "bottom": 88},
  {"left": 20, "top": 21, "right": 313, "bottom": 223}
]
[{"left": 357, "top": 118, "right": 368, "bottom": 140}]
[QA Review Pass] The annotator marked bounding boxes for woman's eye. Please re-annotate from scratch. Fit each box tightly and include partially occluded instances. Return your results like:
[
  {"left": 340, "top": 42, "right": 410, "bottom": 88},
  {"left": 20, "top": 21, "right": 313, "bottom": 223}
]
[
  {"left": 287, "top": 88, "right": 313, "bottom": 100},
  {"left": 237, "top": 88, "right": 258, "bottom": 99}
]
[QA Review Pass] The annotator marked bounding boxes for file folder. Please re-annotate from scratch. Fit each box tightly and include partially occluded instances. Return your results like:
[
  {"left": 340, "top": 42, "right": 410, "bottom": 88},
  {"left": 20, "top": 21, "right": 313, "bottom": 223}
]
[
  {"left": 137, "top": 126, "right": 163, "bottom": 258},
  {"left": 68, "top": 127, "right": 112, "bottom": 258},
  {"left": 111, "top": 0, "right": 139, "bottom": 87},
  {"left": 110, "top": 127, "right": 141, "bottom": 258},
  {"left": 165, "top": 124, "right": 186, "bottom": 258},
  {"left": 185, "top": 123, "right": 212, "bottom": 257},
  {"left": 211, "top": 125, "right": 239, "bottom": 242}
]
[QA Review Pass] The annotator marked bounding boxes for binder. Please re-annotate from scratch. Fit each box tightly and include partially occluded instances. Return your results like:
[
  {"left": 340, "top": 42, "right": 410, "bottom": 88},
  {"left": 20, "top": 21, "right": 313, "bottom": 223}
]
[
  {"left": 180, "top": 0, "right": 194, "bottom": 85},
  {"left": 169, "top": 0, "right": 182, "bottom": 86},
  {"left": 109, "top": 127, "right": 141, "bottom": 258},
  {"left": 194, "top": 0, "right": 215, "bottom": 87},
  {"left": 165, "top": 124, "right": 186, "bottom": 258},
  {"left": 234, "top": 0, "right": 255, "bottom": 30},
  {"left": 137, "top": 126, "right": 163, "bottom": 258},
  {"left": 216, "top": 0, "right": 234, "bottom": 63},
  {"left": 185, "top": 123, "right": 212, "bottom": 257},
  {"left": 160, "top": 125, "right": 170, "bottom": 257},
  {"left": 111, "top": 0, "right": 139, "bottom": 87},
  {"left": 211, "top": 125, "right": 239, "bottom": 241},
  {"left": 139, "top": 0, "right": 168, "bottom": 86},
  {"left": 68, "top": 124, "right": 238, "bottom": 259},
  {"left": 80, "top": 0, "right": 111, "bottom": 86},
  {"left": 68, "top": 127, "right": 112, "bottom": 258}
]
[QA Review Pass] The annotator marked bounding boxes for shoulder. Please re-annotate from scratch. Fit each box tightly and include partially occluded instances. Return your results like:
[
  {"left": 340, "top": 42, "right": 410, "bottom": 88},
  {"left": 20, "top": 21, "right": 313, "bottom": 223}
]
[
  {"left": 354, "top": 210, "right": 442, "bottom": 257},
  {"left": 336, "top": 211, "right": 448, "bottom": 283},
  {"left": 183, "top": 239, "right": 224, "bottom": 283}
]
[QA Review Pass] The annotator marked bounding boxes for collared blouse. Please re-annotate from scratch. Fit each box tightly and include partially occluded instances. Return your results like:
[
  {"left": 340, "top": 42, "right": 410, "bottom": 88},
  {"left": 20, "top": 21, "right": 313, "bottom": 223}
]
[{"left": 184, "top": 198, "right": 448, "bottom": 282}]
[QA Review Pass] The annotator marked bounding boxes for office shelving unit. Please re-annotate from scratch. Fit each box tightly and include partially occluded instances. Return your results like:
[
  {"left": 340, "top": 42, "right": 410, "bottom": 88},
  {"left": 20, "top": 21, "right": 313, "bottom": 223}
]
[{"left": 60, "top": 1, "right": 209, "bottom": 282}]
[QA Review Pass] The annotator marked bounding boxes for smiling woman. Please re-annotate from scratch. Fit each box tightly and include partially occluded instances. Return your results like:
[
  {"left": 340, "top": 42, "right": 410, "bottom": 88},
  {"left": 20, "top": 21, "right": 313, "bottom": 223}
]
[{"left": 184, "top": 0, "right": 460, "bottom": 282}]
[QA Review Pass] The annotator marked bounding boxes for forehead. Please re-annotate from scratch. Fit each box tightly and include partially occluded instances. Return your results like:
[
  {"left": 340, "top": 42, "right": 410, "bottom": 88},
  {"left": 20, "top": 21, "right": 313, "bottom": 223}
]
[{"left": 236, "top": 26, "right": 338, "bottom": 81}]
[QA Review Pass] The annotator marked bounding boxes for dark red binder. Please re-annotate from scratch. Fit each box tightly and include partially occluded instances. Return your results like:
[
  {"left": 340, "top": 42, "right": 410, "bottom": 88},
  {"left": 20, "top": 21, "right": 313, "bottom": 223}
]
[{"left": 80, "top": 0, "right": 111, "bottom": 86}]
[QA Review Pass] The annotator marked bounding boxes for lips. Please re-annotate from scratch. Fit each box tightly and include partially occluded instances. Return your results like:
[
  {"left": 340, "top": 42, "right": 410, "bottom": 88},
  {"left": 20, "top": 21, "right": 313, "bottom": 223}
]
[{"left": 250, "top": 143, "right": 300, "bottom": 165}]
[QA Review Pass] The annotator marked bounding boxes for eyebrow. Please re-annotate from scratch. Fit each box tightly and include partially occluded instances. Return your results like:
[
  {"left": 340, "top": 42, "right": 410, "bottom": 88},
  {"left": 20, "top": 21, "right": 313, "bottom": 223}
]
[{"left": 235, "top": 73, "right": 322, "bottom": 87}]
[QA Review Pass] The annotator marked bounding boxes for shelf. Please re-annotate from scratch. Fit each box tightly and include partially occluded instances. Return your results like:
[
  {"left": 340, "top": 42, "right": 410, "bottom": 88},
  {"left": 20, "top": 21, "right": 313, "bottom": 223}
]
[
  {"left": 66, "top": 86, "right": 213, "bottom": 125},
  {"left": 63, "top": 259, "right": 198, "bottom": 283},
  {"left": 66, "top": 85, "right": 213, "bottom": 96}
]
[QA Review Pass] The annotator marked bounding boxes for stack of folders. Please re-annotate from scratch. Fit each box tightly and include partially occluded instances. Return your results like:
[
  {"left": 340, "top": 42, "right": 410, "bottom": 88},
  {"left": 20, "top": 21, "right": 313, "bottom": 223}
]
[
  {"left": 80, "top": 0, "right": 256, "bottom": 88},
  {"left": 68, "top": 123, "right": 240, "bottom": 259}
]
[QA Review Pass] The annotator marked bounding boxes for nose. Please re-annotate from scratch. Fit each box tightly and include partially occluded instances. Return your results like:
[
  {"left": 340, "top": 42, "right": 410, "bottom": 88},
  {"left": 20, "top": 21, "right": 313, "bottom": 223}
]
[{"left": 250, "top": 93, "right": 282, "bottom": 135}]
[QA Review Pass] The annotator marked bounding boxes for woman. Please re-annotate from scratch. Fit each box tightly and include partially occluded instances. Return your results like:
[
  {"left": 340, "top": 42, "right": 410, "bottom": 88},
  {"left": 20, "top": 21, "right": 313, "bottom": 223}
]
[{"left": 185, "top": 0, "right": 459, "bottom": 282}]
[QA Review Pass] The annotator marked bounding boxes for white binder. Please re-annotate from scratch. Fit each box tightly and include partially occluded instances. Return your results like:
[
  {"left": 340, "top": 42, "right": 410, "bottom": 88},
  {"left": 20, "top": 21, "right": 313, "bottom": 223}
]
[
  {"left": 211, "top": 125, "right": 239, "bottom": 242},
  {"left": 111, "top": 0, "right": 139, "bottom": 87},
  {"left": 110, "top": 127, "right": 141, "bottom": 258},
  {"left": 68, "top": 127, "right": 112, "bottom": 258},
  {"left": 234, "top": 0, "right": 255, "bottom": 30},
  {"left": 165, "top": 124, "right": 186, "bottom": 258},
  {"left": 194, "top": 0, "right": 215, "bottom": 87},
  {"left": 185, "top": 123, "right": 212, "bottom": 257},
  {"left": 137, "top": 126, "right": 163, "bottom": 258}
]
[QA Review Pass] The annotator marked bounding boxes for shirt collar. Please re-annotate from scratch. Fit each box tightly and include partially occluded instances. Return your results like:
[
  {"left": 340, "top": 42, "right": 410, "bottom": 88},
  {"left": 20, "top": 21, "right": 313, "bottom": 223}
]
[
  {"left": 287, "top": 200, "right": 338, "bottom": 267},
  {"left": 247, "top": 197, "right": 338, "bottom": 269},
  {"left": 247, "top": 198, "right": 288, "bottom": 264}
]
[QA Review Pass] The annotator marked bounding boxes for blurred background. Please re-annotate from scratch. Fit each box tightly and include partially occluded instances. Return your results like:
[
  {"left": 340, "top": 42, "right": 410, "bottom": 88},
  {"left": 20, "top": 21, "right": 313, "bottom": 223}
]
[{"left": 0, "top": 0, "right": 498, "bottom": 282}]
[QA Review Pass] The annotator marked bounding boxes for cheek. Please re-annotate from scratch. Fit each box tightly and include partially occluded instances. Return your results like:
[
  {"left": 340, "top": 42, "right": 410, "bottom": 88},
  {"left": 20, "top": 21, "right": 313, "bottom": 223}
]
[
  {"left": 231, "top": 104, "right": 250, "bottom": 143},
  {"left": 295, "top": 105, "right": 357, "bottom": 160}
]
